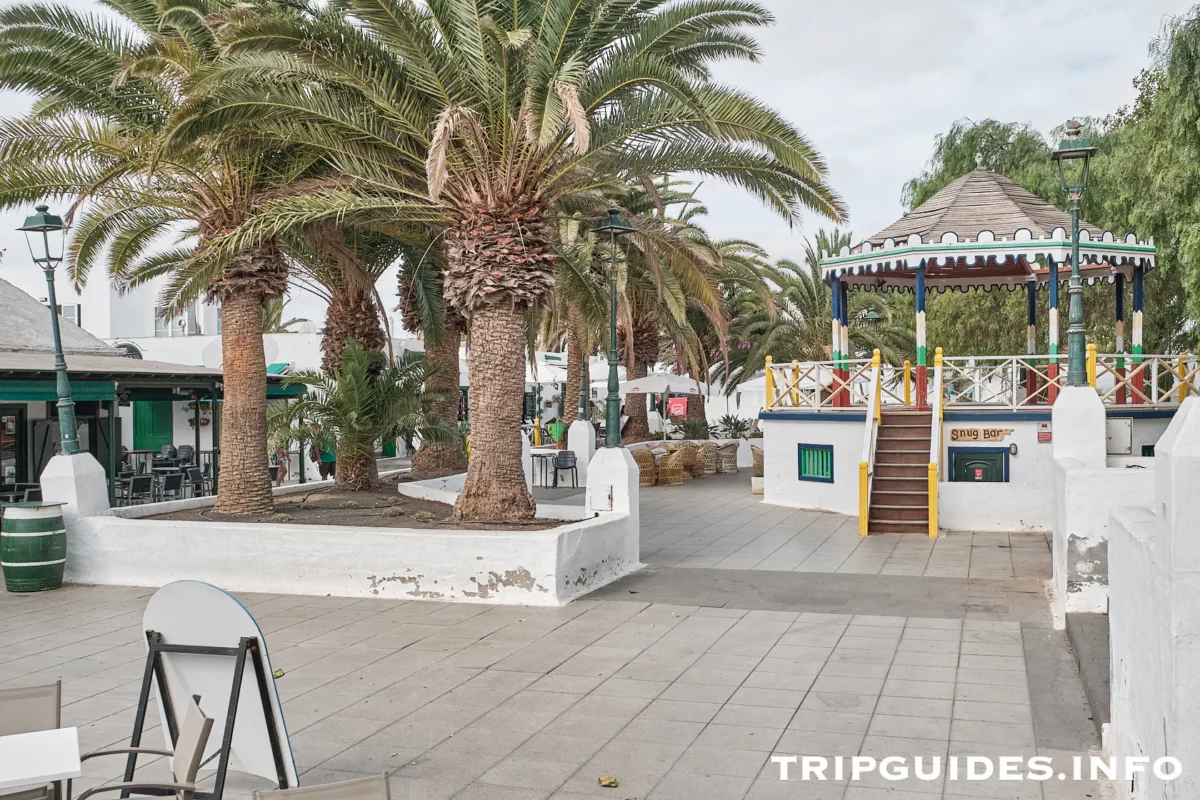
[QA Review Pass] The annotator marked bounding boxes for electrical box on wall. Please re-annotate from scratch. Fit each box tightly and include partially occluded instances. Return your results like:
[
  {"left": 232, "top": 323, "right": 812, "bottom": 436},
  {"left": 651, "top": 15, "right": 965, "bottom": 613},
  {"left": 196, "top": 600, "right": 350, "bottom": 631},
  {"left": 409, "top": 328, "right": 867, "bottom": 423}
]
[{"left": 1106, "top": 417, "right": 1133, "bottom": 455}]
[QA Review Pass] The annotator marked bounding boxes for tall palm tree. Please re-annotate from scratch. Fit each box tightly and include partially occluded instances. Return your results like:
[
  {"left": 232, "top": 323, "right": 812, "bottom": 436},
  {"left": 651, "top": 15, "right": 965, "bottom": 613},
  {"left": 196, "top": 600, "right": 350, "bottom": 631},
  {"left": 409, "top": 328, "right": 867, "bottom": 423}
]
[
  {"left": 721, "top": 230, "right": 913, "bottom": 389},
  {"left": 0, "top": 0, "right": 308, "bottom": 515},
  {"left": 171, "top": 0, "right": 845, "bottom": 519},
  {"left": 261, "top": 298, "right": 308, "bottom": 333}
]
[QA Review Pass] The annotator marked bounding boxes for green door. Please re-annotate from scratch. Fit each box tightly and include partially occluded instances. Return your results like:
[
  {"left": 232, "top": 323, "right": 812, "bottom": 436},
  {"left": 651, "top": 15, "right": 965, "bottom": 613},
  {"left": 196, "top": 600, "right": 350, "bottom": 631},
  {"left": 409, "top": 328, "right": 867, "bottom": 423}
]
[
  {"left": 133, "top": 400, "right": 173, "bottom": 452},
  {"left": 952, "top": 450, "right": 1005, "bottom": 482}
]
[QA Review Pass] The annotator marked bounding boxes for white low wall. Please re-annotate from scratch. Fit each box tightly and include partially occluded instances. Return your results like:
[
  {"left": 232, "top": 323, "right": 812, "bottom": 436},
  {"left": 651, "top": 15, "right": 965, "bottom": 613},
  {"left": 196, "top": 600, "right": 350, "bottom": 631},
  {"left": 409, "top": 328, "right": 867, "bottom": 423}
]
[
  {"left": 625, "top": 438, "right": 754, "bottom": 469},
  {"left": 1051, "top": 457, "right": 1154, "bottom": 619},
  {"left": 61, "top": 465, "right": 640, "bottom": 607},
  {"left": 1108, "top": 397, "right": 1200, "bottom": 799},
  {"left": 761, "top": 414, "right": 863, "bottom": 516}
]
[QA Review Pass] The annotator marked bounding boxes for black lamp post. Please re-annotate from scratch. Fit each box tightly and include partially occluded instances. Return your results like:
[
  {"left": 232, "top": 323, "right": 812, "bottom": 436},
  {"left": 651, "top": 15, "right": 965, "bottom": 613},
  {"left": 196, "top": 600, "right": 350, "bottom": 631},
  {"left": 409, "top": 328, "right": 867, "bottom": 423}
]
[
  {"left": 592, "top": 207, "right": 634, "bottom": 448},
  {"left": 19, "top": 205, "right": 80, "bottom": 456},
  {"left": 1051, "top": 120, "right": 1098, "bottom": 388},
  {"left": 577, "top": 344, "right": 589, "bottom": 421}
]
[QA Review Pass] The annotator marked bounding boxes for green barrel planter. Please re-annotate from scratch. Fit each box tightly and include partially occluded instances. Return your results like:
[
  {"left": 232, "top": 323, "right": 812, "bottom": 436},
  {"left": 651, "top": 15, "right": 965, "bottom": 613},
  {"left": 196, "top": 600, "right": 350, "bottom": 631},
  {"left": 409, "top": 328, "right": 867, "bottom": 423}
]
[{"left": 1, "top": 502, "right": 67, "bottom": 592}]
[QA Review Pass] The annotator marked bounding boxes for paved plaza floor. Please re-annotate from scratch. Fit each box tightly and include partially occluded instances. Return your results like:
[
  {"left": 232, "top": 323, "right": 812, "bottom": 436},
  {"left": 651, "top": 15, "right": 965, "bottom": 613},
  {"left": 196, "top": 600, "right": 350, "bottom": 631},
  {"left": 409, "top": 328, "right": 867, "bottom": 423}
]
[{"left": 0, "top": 470, "right": 1104, "bottom": 800}]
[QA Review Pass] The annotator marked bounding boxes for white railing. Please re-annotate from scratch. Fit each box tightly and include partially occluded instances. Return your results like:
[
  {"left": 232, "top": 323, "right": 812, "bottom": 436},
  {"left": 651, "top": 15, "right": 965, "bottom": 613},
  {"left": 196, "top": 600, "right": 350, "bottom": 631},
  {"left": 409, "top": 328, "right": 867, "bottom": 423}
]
[
  {"left": 764, "top": 357, "right": 872, "bottom": 410},
  {"left": 940, "top": 355, "right": 1064, "bottom": 409},
  {"left": 1092, "top": 352, "right": 1199, "bottom": 405},
  {"left": 858, "top": 351, "right": 883, "bottom": 536},
  {"left": 928, "top": 353, "right": 944, "bottom": 539}
]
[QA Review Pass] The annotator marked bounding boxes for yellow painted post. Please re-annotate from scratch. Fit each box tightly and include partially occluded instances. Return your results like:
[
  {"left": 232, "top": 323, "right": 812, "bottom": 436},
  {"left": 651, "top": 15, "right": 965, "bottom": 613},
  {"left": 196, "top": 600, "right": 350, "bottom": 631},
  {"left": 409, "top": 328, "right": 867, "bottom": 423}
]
[
  {"left": 903, "top": 361, "right": 912, "bottom": 407},
  {"left": 1178, "top": 354, "right": 1189, "bottom": 403},
  {"left": 1087, "top": 343, "right": 1098, "bottom": 389},
  {"left": 764, "top": 356, "right": 774, "bottom": 410},
  {"left": 791, "top": 360, "right": 800, "bottom": 406},
  {"left": 533, "top": 418, "right": 542, "bottom": 446},
  {"left": 934, "top": 347, "right": 944, "bottom": 419},
  {"left": 927, "top": 462, "right": 938, "bottom": 538},
  {"left": 858, "top": 461, "right": 869, "bottom": 536},
  {"left": 872, "top": 349, "right": 882, "bottom": 421}
]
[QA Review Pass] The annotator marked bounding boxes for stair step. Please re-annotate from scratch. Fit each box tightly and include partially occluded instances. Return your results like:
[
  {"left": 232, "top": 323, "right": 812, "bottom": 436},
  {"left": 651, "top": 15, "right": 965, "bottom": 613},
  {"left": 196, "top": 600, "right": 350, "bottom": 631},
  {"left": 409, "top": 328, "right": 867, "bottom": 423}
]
[
  {"left": 869, "top": 505, "right": 929, "bottom": 521},
  {"left": 869, "top": 519, "right": 930, "bottom": 535},
  {"left": 875, "top": 463, "right": 929, "bottom": 478},
  {"left": 870, "top": 492, "right": 928, "bottom": 507},
  {"left": 874, "top": 476, "right": 928, "bottom": 490}
]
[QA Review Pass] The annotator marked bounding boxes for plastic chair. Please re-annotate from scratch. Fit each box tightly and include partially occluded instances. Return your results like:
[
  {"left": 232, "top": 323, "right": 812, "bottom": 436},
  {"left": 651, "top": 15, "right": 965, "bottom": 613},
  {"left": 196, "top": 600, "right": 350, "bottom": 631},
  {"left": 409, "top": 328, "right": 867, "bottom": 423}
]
[
  {"left": 175, "top": 445, "right": 194, "bottom": 465},
  {"left": 77, "top": 696, "right": 214, "bottom": 800},
  {"left": 553, "top": 451, "right": 578, "bottom": 488},
  {"left": 186, "top": 467, "right": 207, "bottom": 498},
  {"left": 22, "top": 487, "right": 41, "bottom": 502},
  {"left": 631, "top": 448, "right": 657, "bottom": 487},
  {"left": 0, "top": 681, "right": 62, "bottom": 800},
  {"left": 253, "top": 775, "right": 390, "bottom": 800}
]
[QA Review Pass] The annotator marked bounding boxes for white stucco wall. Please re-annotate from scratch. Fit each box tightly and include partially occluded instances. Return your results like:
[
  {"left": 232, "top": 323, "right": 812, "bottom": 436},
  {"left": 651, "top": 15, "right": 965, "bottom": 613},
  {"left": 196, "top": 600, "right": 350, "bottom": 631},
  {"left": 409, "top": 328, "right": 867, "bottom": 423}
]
[
  {"left": 760, "top": 414, "right": 864, "bottom": 516},
  {"left": 1108, "top": 397, "right": 1200, "bottom": 799},
  {"left": 937, "top": 418, "right": 1053, "bottom": 532},
  {"left": 1051, "top": 457, "right": 1154, "bottom": 619}
]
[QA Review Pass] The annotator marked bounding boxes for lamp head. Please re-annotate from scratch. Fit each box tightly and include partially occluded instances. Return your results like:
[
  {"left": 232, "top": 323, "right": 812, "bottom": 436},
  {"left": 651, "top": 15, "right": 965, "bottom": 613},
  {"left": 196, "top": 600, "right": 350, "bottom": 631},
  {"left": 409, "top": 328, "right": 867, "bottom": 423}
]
[
  {"left": 591, "top": 206, "right": 635, "bottom": 237},
  {"left": 18, "top": 204, "right": 65, "bottom": 266},
  {"left": 1051, "top": 120, "right": 1098, "bottom": 198}
]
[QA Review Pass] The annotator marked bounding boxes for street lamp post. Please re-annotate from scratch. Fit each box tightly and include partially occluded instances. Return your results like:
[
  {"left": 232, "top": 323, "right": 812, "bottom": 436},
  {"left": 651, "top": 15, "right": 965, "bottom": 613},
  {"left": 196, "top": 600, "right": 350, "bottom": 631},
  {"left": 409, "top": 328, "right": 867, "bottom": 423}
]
[
  {"left": 18, "top": 205, "right": 80, "bottom": 455},
  {"left": 1052, "top": 121, "right": 1098, "bottom": 388},
  {"left": 577, "top": 343, "right": 589, "bottom": 421},
  {"left": 592, "top": 207, "right": 634, "bottom": 448}
]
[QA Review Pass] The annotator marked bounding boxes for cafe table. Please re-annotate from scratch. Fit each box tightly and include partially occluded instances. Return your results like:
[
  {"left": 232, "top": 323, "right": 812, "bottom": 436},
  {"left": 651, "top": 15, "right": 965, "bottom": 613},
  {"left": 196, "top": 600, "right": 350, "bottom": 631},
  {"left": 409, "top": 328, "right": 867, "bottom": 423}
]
[{"left": 0, "top": 727, "right": 81, "bottom": 799}]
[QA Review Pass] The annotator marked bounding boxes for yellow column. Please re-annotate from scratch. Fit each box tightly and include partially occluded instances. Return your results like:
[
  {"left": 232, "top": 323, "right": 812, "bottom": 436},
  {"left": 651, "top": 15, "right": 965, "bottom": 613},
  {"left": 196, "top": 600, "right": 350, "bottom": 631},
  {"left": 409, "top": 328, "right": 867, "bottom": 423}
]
[
  {"left": 764, "top": 356, "right": 774, "bottom": 410},
  {"left": 791, "top": 360, "right": 800, "bottom": 406},
  {"left": 903, "top": 361, "right": 912, "bottom": 407},
  {"left": 872, "top": 349, "right": 881, "bottom": 421},
  {"left": 928, "top": 462, "right": 938, "bottom": 538},
  {"left": 1179, "top": 354, "right": 1189, "bottom": 403},
  {"left": 858, "top": 461, "right": 869, "bottom": 536},
  {"left": 1087, "top": 343, "right": 1098, "bottom": 389},
  {"left": 533, "top": 418, "right": 542, "bottom": 446}
]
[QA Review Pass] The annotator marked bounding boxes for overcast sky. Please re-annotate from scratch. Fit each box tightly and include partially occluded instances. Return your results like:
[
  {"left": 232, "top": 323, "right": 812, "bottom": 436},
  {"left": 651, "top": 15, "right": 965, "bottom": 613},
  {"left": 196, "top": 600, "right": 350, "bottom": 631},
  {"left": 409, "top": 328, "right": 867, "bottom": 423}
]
[{"left": 0, "top": 0, "right": 1193, "bottom": 326}]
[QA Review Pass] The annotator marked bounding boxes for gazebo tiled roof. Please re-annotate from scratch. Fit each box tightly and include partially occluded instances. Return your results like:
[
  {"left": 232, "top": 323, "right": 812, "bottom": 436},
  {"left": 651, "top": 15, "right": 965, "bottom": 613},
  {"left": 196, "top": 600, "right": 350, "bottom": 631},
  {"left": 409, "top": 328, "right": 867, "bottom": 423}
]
[
  {"left": 865, "top": 169, "right": 1102, "bottom": 247},
  {"left": 821, "top": 168, "right": 1156, "bottom": 293}
]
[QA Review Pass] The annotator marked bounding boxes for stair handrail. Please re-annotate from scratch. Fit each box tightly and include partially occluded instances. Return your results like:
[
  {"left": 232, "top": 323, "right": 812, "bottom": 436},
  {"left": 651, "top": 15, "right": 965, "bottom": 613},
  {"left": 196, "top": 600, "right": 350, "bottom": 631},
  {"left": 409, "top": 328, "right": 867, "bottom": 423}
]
[
  {"left": 928, "top": 347, "right": 944, "bottom": 539},
  {"left": 858, "top": 349, "right": 882, "bottom": 536}
]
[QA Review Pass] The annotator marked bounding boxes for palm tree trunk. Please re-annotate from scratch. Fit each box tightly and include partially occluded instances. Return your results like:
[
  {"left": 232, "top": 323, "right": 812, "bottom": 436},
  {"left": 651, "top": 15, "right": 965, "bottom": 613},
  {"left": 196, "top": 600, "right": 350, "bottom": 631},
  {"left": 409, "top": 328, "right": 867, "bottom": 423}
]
[
  {"left": 322, "top": 283, "right": 386, "bottom": 373},
  {"left": 453, "top": 304, "right": 536, "bottom": 521},
  {"left": 336, "top": 446, "right": 378, "bottom": 490},
  {"left": 561, "top": 307, "right": 583, "bottom": 425},
  {"left": 413, "top": 317, "right": 467, "bottom": 474},
  {"left": 687, "top": 393, "right": 707, "bottom": 421},
  {"left": 214, "top": 289, "right": 274, "bottom": 515},
  {"left": 622, "top": 319, "right": 658, "bottom": 443}
]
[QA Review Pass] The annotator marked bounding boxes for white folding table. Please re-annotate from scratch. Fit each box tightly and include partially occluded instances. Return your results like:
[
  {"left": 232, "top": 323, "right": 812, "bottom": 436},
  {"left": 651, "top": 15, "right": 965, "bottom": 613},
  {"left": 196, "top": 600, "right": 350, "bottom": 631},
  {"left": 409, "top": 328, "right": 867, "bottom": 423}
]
[{"left": 0, "top": 727, "right": 81, "bottom": 795}]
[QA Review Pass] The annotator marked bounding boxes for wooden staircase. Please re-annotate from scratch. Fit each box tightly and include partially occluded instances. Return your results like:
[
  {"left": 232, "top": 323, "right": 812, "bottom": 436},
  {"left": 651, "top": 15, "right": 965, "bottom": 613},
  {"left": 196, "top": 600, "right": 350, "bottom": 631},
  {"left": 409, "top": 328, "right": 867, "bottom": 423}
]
[{"left": 869, "top": 409, "right": 932, "bottom": 534}]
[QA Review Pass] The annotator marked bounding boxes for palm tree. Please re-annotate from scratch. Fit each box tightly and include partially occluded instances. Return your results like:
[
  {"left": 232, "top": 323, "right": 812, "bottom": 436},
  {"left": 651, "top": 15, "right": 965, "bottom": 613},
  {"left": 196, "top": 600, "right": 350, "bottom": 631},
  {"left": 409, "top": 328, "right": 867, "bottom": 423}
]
[
  {"left": 0, "top": 0, "right": 310, "bottom": 515},
  {"left": 261, "top": 298, "right": 308, "bottom": 333},
  {"left": 272, "top": 342, "right": 453, "bottom": 489},
  {"left": 721, "top": 230, "right": 913, "bottom": 389},
  {"left": 171, "top": 0, "right": 845, "bottom": 519}
]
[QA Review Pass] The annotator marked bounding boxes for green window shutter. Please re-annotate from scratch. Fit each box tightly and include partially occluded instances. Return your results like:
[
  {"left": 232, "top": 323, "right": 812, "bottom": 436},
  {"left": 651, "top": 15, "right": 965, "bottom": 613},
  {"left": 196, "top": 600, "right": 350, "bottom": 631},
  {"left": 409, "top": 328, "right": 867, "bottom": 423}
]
[
  {"left": 797, "top": 443, "right": 834, "bottom": 482},
  {"left": 133, "top": 400, "right": 174, "bottom": 451}
]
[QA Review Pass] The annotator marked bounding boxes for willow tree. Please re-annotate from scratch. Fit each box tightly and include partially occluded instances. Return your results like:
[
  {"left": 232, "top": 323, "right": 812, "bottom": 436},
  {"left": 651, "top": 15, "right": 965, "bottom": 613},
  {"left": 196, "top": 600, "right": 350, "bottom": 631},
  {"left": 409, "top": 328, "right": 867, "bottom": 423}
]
[{"left": 173, "top": 0, "right": 844, "bottom": 519}]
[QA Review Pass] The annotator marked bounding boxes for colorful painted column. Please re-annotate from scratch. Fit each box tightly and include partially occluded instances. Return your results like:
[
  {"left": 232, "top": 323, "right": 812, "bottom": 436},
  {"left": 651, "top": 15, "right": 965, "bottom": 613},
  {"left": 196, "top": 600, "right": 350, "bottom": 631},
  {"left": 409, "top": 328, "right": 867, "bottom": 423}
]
[
  {"left": 1048, "top": 257, "right": 1060, "bottom": 403},
  {"left": 1132, "top": 264, "right": 1144, "bottom": 404},
  {"left": 1115, "top": 274, "right": 1126, "bottom": 404},
  {"left": 829, "top": 276, "right": 841, "bottom": 407},
  {"left": 915, "top": 262, "right": 928, "bottom": 410},
  {"left": 839, "top": 280, "right": 851, "bottom": 407},
  {"left": 1026, "top": 280, "right": 1038, "bottom": 401}
]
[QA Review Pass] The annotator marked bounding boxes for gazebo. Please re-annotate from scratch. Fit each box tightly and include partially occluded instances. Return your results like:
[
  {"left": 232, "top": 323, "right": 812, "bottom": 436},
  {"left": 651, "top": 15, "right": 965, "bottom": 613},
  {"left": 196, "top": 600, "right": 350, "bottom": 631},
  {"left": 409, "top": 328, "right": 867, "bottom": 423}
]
[{"left": 817, "top": 167, "right": 1158, "bottom": 408}]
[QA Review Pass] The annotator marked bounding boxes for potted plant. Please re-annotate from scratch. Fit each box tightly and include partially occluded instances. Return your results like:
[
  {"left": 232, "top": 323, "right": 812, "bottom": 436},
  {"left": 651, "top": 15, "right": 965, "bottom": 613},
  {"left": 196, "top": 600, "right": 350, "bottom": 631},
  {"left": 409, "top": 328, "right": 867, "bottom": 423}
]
[
  {"left": 717, "top": 414, "right": 751, "bottom": 439},
  {"left": 751, "top": 465, "right": 764, "bottom": 495},
  {"left": 674, "top": 419, "right": 711, "bottom": 441}
]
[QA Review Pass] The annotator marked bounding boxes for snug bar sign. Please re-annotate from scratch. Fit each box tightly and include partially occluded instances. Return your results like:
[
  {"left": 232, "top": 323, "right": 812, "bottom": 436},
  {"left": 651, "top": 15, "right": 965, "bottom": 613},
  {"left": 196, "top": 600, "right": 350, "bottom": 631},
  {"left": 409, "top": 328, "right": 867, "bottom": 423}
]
[{"left": 949, "top": 428, "right": 1014, "bottom": 442}]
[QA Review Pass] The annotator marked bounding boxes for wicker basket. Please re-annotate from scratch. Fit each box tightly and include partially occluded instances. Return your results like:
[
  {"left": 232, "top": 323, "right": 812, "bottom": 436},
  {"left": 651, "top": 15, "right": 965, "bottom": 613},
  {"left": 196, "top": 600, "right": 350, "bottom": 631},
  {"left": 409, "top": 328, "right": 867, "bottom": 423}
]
[
  {"left": 698, "top": 443, "right": 717, "bottom": 476},
  {"left": 677, "top": 445, "right": 699, "bottom": 480},
  {"left": 631, "top": 448, "right": 657, "bottom": 487},
  {"left": 716, "top": 442, "right": 740, "bottom": 474},
  {"left": 750, "top": 444, "right": 764, "bottom": 476},
  {"left": 658, "top": 450, "right": 686, "bottom": 485}
]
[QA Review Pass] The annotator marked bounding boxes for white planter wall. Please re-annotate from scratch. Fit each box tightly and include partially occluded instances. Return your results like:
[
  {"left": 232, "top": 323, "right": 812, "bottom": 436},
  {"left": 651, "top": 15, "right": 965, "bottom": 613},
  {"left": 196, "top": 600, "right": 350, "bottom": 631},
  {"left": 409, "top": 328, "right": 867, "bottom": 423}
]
[{"left": 761, "top": 414, "right": 864, "bottom": 516}]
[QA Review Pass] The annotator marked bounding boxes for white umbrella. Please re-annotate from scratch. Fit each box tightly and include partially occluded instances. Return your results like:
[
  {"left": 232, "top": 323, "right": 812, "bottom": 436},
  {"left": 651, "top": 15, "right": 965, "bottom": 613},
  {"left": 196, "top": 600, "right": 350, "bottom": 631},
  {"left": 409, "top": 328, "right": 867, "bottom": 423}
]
[{"left": 620, "top": 374, "right": 706, "bottom": 396}]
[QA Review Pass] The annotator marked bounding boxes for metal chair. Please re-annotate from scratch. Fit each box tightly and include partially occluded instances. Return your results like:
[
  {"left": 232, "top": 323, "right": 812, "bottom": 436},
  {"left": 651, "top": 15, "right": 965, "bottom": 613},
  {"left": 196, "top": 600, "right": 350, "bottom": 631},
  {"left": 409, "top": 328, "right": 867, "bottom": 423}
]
[
  {"left": 22, "top": 487, "right": 41, "bottom": 502},
  {"left": 77, "top": 696, "right": 214, "bottom": 800},
  {"left": 0, "top": 680, "right": 62, "bottom": 800},
  {"left": 161, "top": 473, "right": 185, "bottom": 502},
  {"left": 186, "top": 467, "right": 207, "bottom": 498},
  {"left": 122, "top": 475, "right": 154, "bottom": 506},
  {"left": 552, "top": 451, "right": 578, "bottom": 488},
  {"left": 175, "top": 445, "right": 194, "bottom": 465},
  {"left": 253, "top": 775, "right": 390, "bottom": 800},
  {"left": 159, "top": 444, "right": 177, "bottom": 459}
]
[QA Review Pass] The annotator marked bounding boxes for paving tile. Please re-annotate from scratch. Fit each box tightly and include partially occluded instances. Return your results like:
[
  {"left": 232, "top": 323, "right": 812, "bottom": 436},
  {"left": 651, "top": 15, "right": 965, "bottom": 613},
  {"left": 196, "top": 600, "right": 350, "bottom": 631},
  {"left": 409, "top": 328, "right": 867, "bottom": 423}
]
[
  {"left": 787, "top": 709, "right": 872, "bottom": 735},
  {"left": 646, "top": 771, "right": 754, "bottom": 799}
]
